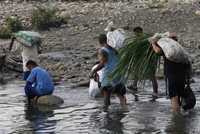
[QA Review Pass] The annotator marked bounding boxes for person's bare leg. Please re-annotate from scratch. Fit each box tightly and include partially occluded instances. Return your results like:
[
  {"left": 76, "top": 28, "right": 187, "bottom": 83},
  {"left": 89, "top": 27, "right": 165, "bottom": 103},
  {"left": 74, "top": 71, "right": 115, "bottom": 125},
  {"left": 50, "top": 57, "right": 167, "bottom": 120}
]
[
  {"left": 103, "top": 90, "right": 111, "bottom": 107},
  {"left": 151, "top": 76, "right": 158, "bottom": 100},
  {"left": 151, "top": 75, "right": 158, "bottom": 94},
  {"left": 171, "top": 96, "right": 180, "bottom": 113},
  {"left": 117, "top": 95, "right": 127, "bottom": 107},
  {"left": 132, "top": 80, "right": 138, "bottom": 90}
]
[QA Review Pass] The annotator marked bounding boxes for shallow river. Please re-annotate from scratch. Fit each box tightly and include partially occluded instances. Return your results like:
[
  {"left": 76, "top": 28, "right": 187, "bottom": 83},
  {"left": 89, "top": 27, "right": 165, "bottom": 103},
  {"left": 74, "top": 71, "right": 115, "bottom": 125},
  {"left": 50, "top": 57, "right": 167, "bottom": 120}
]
[{"left": 0, "top": 76, "right": 200, "bottom": 134}]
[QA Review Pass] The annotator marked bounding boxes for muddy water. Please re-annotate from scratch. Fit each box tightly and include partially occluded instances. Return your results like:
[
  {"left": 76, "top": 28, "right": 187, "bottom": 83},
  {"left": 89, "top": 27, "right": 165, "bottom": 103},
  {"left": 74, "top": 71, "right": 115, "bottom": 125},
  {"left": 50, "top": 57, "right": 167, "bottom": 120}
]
[{"left": 0, "top": 77, "right": 200, "bottom": 134}]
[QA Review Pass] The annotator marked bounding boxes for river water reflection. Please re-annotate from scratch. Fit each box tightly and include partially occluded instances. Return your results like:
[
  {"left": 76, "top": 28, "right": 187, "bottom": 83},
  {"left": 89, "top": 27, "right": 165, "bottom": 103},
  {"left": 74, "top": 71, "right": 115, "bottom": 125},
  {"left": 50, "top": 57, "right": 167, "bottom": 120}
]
[{"left": 0, "top": 77, "right": 200, "bottom": 134}]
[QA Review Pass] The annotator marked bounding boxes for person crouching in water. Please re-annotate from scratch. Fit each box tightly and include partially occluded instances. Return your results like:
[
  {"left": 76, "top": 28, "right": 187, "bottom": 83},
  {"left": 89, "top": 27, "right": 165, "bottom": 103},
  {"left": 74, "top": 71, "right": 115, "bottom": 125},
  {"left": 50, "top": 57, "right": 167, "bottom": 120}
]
[
  {"left": 90, "top": 34, "right": 127, "bottom": 109},
  {"left": 25, "top": 60, "right": 54, "bottom": 103}
]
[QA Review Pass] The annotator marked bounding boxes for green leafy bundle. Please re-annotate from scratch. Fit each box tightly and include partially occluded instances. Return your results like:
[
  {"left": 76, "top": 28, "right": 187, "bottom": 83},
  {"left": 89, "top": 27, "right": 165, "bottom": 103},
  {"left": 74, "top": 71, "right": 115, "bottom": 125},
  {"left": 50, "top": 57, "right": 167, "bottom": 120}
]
[{"left": 112, "top": 34, "right": 160, "bottom": 82}]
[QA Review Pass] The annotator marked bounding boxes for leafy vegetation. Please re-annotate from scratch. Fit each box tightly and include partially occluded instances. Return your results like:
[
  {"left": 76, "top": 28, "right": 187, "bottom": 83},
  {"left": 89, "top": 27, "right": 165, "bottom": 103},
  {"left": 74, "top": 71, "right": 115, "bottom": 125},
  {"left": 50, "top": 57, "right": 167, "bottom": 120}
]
[
  {"left": 31, "top": 6, "right": 67, "bottom": 30},
  {"left": 0, "top": 26, "right": 12, "bottom": 39},
  {"left": 6, "top": 16, "right": 23, "bottom": 32},
  {"left": 111, "top": 34, "right": 160, "bottom": 83},
  {"left": 0, "top": 16, "right": 23, "bottom": 39}
]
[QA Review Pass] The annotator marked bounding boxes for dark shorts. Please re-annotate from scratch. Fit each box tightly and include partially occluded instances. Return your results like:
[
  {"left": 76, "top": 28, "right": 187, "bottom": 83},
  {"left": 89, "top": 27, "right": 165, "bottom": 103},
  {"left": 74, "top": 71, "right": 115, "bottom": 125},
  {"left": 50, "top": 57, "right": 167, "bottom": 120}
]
[
  {"left": 101, "top": 83, "right": 126, "bottom": 96},
  {"left": 23, "top": 71, "right": 31, "bottom": 81},
  {"left": 167, "top": 76, "right": 185, "bottom": 98},
  {"left": 25, "top": 83, "right": 53, "bottom": 99}
]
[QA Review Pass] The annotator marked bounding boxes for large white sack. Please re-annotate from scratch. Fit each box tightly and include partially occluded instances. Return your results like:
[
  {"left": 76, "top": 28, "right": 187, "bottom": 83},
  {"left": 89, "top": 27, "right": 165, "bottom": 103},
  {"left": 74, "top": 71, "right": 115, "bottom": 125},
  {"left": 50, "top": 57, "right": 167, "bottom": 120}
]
[
  {"left": 157, "top": 37, "right": 190, "bottom": 63},
  {"left": 107, "top": 29, "right": 126, "bottom": 50},
  {"left": 89, "top": 65, "right": 102, "bottom": 98}
]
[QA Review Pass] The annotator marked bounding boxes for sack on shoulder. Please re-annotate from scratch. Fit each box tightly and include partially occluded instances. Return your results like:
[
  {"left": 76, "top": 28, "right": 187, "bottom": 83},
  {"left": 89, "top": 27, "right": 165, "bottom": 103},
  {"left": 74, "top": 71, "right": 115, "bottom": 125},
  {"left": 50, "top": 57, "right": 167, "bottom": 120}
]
[{"left": 181, "top": 85, "right": 196, "bottom": 110}]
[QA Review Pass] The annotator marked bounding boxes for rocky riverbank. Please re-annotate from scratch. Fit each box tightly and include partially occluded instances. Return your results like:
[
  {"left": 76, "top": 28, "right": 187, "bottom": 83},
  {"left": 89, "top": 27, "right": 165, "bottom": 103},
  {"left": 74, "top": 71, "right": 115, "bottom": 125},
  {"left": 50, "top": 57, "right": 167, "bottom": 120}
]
[{"left": 1, "top": 0, "right": 200, "bottom": 86}]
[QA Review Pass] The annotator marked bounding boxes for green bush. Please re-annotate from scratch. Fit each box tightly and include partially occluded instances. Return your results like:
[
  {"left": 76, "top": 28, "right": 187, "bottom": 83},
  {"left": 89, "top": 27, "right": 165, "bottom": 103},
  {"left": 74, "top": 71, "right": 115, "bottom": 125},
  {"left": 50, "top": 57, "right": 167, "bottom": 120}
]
[
  {"left": 31, "top": 6, "right": 67, "bottom": 30},
  {"left": 5, "top": 16, "right": 23, "bottom": 32},
  {"left": 0, "top": 16, "right": 23, "bottom": 39},
  {"left": 0, "top": 26, "right": 12, "bottom": 39}
]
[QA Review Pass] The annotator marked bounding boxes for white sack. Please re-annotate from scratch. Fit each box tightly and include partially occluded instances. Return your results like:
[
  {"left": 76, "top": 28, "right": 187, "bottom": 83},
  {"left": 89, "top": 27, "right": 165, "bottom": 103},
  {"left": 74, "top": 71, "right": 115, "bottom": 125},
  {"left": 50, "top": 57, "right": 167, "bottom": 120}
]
[
  {"left": 107, "top": 29, "right": 126, "bottom": 50},
  {"left": 89, "top": 65, "right": 102, "bottom": 98},
  {"left": 157, "top": 37, "right": 190, "bottom": 63}
]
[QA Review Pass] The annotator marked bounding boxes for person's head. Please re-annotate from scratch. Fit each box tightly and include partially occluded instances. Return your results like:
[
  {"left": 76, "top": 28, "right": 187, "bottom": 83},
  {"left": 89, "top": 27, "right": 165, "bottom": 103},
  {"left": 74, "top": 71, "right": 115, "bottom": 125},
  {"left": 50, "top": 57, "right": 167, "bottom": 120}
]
[
  {"left": 133, "top": 26, "right": 143, "bottom": 37},
  {"left": 98, "top": 34, "right": 107, "bottom": 46},
  {"left": 26, "top": 60, "right": 38, "bottom": 71}
]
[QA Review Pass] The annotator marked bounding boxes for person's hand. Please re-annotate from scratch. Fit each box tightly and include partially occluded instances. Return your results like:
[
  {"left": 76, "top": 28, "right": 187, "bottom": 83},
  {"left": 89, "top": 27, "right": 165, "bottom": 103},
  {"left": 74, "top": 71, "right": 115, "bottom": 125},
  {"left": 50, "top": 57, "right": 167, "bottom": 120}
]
[
  {"left": 93, "top": 73, "right": 99, "bottom": 82},
  {"left": 89, "top": 71, "right": 94, "bottom": 79},
  {"left": 148, "top": 37, "right": 158, "bottom": 46}
]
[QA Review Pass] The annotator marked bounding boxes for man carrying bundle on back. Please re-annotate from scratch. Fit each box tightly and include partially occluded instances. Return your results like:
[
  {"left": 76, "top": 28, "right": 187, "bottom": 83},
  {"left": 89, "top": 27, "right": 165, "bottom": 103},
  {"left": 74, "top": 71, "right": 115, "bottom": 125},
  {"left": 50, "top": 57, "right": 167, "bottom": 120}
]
[{"left": 150, "top": 33, "right": 194, "bottom": 113}]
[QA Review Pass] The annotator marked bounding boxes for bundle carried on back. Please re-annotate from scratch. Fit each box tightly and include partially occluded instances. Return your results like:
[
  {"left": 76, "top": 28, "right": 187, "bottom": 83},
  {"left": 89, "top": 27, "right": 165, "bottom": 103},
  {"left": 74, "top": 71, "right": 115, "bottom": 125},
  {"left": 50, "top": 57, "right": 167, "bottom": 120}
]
[
  {"left": 14, "top": 31, "right": 42, "bottom": 47},
  {"left": 157, "top": 37, "right": 190, "bottom": 63},
  {"left": 112, "top": 34, "right": 160, "bottom": 82}
]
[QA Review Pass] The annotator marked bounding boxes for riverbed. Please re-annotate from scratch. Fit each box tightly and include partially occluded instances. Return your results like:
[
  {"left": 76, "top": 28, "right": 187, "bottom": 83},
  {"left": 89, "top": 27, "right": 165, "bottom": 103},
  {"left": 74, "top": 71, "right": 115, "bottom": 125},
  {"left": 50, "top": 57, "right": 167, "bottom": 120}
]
[{"left": 0, "top": 76, "right": 200, "bottom": 134}]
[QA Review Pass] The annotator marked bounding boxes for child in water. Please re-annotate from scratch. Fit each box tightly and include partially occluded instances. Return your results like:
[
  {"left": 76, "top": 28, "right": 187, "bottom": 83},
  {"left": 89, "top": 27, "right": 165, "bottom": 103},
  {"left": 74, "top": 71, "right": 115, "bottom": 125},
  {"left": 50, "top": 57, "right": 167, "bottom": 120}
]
[{"left": 90, "top": 34, "right": 127, "bottom": 109}]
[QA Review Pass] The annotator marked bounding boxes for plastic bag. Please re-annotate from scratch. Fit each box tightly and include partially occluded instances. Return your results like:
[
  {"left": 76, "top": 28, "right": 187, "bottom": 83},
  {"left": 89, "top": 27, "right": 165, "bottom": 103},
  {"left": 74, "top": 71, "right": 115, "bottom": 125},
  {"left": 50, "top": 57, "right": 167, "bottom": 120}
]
[
  {"left": 181, "top": 85, "right": 196, "bottom": 110},
  {"left": 107, "top": 29, "right": 126, "bottom": 50},
  {"left": 157, "top": 37, "right": 190, "bottom": 63},
  {"left": 89, "top": 65, "right": 102, "bottom": 98},
  {"left": 14, "top": 31, "right": 42, "bottom": 47}
]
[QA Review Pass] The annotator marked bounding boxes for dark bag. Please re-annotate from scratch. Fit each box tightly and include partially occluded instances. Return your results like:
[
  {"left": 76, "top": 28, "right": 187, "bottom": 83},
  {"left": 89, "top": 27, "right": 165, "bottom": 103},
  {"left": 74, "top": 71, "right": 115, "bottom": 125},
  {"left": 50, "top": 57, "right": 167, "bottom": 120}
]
[{"left": 181, "top": 84, "right": 196, "bottom": 110}]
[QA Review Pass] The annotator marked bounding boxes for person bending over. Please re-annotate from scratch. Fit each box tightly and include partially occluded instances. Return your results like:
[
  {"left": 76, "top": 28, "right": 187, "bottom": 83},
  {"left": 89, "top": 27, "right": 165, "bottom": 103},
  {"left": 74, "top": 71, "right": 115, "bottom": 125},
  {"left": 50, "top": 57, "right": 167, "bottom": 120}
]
[
  {"left": 25, "top": 60, "right": 54, "bottom": 103},
  {"left": 150, "top": 34, "right": 191, "bottom": 112}
]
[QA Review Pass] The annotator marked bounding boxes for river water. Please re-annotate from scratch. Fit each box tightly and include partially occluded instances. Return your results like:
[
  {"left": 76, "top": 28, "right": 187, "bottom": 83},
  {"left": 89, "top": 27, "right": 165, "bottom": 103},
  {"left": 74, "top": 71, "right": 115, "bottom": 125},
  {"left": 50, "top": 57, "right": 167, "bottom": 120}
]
[{"left": 0, "top": 77, "right": 200, "bottom": 134}]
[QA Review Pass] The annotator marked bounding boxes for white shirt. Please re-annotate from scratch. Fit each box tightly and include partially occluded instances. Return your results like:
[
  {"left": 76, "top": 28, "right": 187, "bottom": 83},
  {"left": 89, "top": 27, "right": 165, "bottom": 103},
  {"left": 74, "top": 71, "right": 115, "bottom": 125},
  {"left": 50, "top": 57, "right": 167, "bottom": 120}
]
[{"left": 14, "top": 43, "right": 38, "bottom": 72}]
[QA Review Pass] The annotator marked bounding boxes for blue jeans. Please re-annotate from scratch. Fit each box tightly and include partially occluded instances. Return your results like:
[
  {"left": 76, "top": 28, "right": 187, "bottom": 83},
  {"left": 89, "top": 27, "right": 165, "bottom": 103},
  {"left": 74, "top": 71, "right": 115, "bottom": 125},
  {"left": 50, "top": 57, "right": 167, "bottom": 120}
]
[
  {"left": 23, "top": 71, "right": 31, "bottom": 81},
  {"left": 25, "top": 82, "right": 53, "bottom": 99}
]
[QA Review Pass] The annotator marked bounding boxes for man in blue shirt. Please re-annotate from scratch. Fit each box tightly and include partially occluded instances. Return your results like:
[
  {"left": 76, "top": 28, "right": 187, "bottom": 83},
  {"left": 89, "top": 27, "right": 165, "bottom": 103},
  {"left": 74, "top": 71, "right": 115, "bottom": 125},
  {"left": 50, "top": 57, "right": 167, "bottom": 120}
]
[{"left": 25, "top": 60, "right": 54, "bottom": 102}]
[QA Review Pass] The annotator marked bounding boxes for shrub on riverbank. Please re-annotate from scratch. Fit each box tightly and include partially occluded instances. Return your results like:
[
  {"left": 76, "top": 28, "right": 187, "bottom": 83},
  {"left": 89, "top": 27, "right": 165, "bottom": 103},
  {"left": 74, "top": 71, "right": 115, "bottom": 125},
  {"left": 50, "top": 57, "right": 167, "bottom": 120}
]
[
  {"left": 0, "top": 26, "right": 12, "bottom": 39},
  {"left": 0, "top": 16, "right": 23, "bottom": 39},
  {"left": 31, "top": 6, "right": 67, "bottom": 30}
]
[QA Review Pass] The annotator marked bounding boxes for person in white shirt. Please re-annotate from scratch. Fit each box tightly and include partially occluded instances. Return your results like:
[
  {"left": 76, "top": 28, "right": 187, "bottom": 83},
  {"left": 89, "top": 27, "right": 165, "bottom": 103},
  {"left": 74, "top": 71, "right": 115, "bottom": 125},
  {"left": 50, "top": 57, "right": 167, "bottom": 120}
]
[{"left": 9, "top": 36, "right": 40, "bottom": 80}]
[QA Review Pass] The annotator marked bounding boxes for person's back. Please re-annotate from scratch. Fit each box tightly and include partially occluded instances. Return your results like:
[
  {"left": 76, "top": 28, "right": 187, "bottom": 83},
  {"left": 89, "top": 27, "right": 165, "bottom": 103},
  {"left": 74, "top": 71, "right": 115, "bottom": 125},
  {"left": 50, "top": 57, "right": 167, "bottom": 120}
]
[
  {"left": 100, "top": 46, "right": 119, "bottom": 87},
  {"left": 90, "top": 34, "right": 127, "bottom": 108},
  {"left": 25, "top": 60, "right": 54, "bottom": 102},
  {"left": 27, "top": 66, "right": 54, "bottom": 94}
]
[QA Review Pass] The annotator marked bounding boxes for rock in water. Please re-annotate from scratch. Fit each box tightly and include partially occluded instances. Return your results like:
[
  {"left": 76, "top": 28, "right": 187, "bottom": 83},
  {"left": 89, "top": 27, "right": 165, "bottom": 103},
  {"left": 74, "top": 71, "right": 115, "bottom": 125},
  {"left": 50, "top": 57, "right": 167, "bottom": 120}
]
[{"left": 36, "top": 95, "right": 64, "bottom": 106}]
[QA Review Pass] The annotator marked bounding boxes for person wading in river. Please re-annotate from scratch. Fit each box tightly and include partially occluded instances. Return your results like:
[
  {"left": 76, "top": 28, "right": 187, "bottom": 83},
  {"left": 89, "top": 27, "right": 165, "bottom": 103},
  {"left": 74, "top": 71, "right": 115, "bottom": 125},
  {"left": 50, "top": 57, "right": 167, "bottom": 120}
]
[
  {"left": 150, "top": 33, "right": 191, "bottom": 112},
  {"left": 128, "top": 27, "right": 159, "bottom": 99},
  {"left": 90, "top": 34, "right": 127, "bottom": 109},
  {"left": 25, "top": 60, "right": 54, "bottom": 103}
]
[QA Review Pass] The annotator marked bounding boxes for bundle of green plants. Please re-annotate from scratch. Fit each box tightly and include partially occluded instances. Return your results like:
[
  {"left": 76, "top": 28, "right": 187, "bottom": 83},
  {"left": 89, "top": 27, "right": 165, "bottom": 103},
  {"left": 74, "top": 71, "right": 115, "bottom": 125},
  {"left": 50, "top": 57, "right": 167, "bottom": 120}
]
[
  {"left": 31, "top": 6, "right": 67, "bottom": 30},
  {"left": 112, "top": 34, "right": 160, "bottom": 83}
]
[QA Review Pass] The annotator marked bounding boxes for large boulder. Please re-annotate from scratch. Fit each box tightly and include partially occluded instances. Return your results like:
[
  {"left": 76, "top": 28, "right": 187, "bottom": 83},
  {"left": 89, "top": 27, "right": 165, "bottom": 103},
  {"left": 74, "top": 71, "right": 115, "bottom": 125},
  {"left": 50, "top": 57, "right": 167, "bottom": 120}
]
[{"left": 35, "top": 95, "right": 64, "bottom": 106}]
